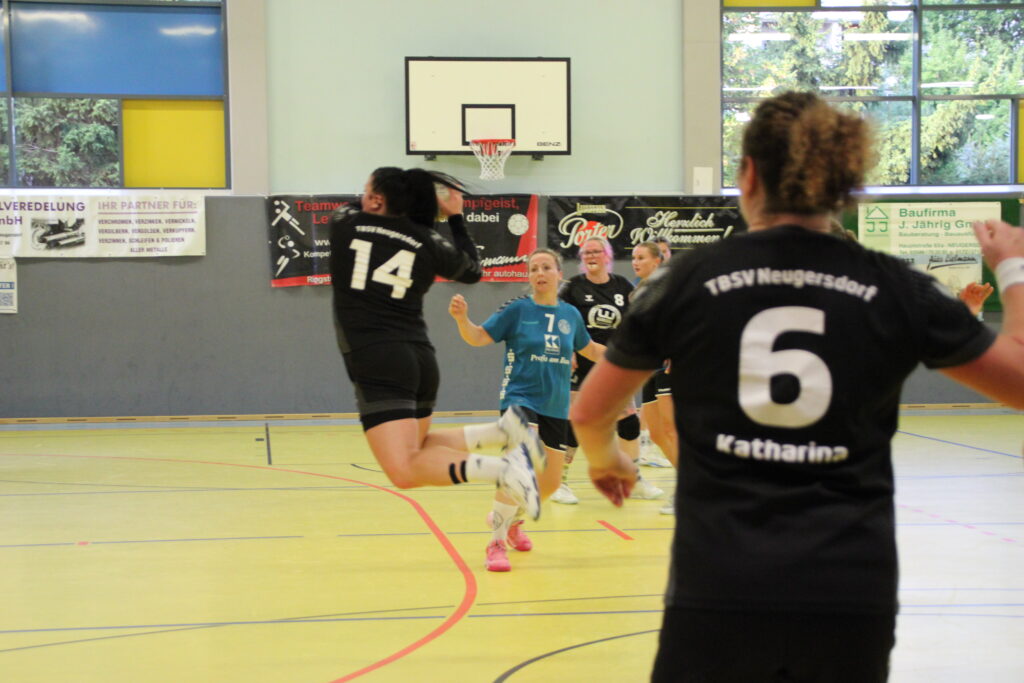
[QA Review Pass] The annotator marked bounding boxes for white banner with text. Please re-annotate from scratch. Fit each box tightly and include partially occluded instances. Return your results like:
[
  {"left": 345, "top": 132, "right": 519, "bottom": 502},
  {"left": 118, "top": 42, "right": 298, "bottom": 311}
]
[{"left": 0, "top": 195, "right": 206, "bottom": 258}]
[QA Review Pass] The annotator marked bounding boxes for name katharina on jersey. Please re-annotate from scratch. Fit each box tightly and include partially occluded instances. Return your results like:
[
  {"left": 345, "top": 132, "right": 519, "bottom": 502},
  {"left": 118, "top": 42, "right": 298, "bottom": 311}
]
[
  {"left": 716, "top": 433, "right": 849, "bottom": 464},
  {"left": 703, "top": 267, "right": 879, "bottom": 302}
]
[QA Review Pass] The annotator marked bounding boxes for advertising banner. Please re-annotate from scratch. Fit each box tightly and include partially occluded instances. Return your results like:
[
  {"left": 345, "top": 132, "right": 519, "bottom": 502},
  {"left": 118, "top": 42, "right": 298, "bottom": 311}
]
[
  {"left": 858, "top": 201, "right": 999, "bottom": 294},
  {"left": 546, "top": 195, "right": 745, "bottom": 258},
  {"left": 268, "top": 195, "right": 355, "bottom": 287},
  {"left": 267, "top": 194, "right": 539, "bottom": 286},
  {"left": 438, "top": 194, "right": 538, "bottom": 282},
  {"left": 0, "top": 258, "right": 15, "bottom": 314},
  {"left": 0, "top": 194, "right": 206, "bottom": 258}
]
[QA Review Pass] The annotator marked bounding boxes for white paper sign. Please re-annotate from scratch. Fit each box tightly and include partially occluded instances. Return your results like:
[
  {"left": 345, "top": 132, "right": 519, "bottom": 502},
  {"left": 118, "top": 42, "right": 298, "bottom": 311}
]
[
  {"left": 858, "top": 202, "right": 998, "bottom": 296},
  {"left": 858, "top": 202, "right": 999, "bottom": 255},
  {"left": 0, "top": 258, "right": 16, "bottom": 314},
  {"left": 0, "top": 194, "right": 206, "bottom": 258}
]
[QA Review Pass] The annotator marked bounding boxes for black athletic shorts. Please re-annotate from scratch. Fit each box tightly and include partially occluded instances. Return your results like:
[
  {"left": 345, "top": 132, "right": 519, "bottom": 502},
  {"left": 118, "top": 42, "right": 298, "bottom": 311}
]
[
  {"left": 342, "top": 341, "right": 439, "bottom": 430},
  {"left": 570, "top": 354, "right": 595, "bottom": 391},
  {"left": 516, "top": 406, "right": 568, "bottom": 452},
  {"left": 641, "top": 368, "right": 671, "bottom": 405},
  {"left": 652, "top": 606, "right": 895, "bottom": 683}
]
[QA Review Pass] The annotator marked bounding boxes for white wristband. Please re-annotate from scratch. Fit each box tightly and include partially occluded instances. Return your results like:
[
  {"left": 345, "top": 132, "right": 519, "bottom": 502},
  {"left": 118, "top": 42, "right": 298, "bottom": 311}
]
[{"left": 994, "top": 257, "right": 1024, "bottom": 292}]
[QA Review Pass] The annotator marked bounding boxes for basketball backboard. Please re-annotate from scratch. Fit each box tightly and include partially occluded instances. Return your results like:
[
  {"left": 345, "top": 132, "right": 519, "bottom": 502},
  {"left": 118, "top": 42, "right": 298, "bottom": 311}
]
[{"left": 405, "top": 57, "right": 571, "bottom": 157}]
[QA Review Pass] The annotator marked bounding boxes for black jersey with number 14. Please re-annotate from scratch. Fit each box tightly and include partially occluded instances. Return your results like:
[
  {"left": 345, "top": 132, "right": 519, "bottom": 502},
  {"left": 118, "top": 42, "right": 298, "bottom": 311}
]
[
  {"left": 608, "top": 225, "right": 995, "bottom": 616},
  {"left": 329, "top": 208, "right": 481, "bottom": 353}
]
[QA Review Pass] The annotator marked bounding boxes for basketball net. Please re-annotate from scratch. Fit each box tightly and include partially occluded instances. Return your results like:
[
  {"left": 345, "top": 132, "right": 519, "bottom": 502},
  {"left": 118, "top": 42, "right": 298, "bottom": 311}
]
[{"left": 470, "top": 139, "right": 515, "bottom": 180}]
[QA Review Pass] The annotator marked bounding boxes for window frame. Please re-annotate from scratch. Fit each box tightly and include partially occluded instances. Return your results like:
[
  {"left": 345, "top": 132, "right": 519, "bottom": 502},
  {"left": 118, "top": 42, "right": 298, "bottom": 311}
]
[
  {"left": 0, "top": 0, "right": 228, "bottom": 189},
  {"left": 721, "top": 1, "right": 1024, "bottom": 189}
]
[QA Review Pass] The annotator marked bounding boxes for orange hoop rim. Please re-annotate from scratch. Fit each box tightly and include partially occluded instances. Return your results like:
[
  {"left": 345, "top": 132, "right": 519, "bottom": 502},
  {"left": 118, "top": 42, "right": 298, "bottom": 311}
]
[{"left": 470, "top": 138, "right": 515, "bottom": 146}]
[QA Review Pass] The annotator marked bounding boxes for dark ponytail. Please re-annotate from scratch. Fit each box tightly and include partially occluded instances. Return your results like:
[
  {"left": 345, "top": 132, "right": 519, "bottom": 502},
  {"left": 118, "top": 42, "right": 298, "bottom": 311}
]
[{"left": 369, "top": 167, "right": 468, "bottom": 228}]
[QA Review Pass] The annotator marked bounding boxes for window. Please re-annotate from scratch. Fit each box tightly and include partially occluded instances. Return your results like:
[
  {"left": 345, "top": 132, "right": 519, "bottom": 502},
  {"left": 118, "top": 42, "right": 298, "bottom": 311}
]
[
  {"left": 0, "top": 1, "right": 226, "bottom": 189},
  {"left": 722, "top": 1, "right": 1024, "bottom": 187}
]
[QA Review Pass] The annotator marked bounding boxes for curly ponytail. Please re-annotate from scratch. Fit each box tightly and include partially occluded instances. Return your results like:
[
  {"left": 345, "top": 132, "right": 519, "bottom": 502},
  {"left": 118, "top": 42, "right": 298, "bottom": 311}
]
[{"left": 742, "top": 91, "right": 875, "bottom": 215}]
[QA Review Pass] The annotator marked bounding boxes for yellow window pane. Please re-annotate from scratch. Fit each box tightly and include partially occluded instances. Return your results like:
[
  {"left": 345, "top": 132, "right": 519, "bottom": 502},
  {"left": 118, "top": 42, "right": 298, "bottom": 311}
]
[
  {"left": 723, "top": 0, "right": 814, "bottom": 6},
  {"left": 123, "top": 99, "right": 225, "bottom": 188}
]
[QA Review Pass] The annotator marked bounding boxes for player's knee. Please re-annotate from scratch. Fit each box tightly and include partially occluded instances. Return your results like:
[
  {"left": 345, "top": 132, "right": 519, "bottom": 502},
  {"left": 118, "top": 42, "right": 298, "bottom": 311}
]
[
  {"left": 377, "top": 461, "right": 418, "bottom": 489},
  {"left": 617, "top": 414, "right": 641, "bottom": 441}
]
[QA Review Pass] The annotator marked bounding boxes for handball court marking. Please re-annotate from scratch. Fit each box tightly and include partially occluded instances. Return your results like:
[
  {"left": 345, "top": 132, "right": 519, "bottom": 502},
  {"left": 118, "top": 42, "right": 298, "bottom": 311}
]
[{"left": 1, "top": 414, "right": 1021, "bottom": 682}]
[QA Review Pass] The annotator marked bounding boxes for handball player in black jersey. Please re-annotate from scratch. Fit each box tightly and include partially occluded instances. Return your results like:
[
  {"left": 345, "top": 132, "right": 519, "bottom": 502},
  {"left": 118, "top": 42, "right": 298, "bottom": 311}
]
[
  {"left": 555, "top": 236, "right": 663, "bottom": 503},
  {"left": 571, "top": 92, "right": 1024, "bottom": 681},
  {"left": 329, "top": 167, "right": 545, "bottom": 520}
]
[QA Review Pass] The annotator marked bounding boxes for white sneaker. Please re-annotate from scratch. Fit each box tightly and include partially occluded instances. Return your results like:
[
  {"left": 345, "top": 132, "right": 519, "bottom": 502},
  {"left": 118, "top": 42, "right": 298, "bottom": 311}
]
[
  {"left": 660, "top": 488, "right": 676, "bottom": 514},
  {"left": 498, "top": 444, "right": 542, "bottom": 521},
  {"left": 498, "top": 406, "right": 547, "bottom": 474},
  {"left": 637, "top": 451, "right": 673, "bottom": 468},
  {"left": 629, "top": 473, "right": 665, "bottom": 500},
  {"left": 550, "top": 482, "right": 579, "bottom": 505}
]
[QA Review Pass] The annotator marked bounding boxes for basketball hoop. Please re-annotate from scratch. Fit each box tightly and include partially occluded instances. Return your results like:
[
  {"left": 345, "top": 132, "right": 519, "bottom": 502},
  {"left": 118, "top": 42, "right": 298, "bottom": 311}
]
[{"left": 470, "top": 139, "right": 515, "bottom": 180}]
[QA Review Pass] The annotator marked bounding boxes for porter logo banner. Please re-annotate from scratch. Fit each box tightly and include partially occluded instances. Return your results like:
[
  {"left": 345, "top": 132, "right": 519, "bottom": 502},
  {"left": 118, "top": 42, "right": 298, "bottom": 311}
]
[{"left": 547, "top": 196, "right": 745, "bottom": 259}]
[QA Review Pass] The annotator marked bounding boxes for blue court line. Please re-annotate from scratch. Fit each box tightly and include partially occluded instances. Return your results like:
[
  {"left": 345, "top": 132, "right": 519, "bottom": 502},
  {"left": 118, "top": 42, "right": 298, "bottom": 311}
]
[
  {"left": 896, "top": 430, "right": 1022, "bottom": 460},
  {"left": 0, "top": 484, "right": 365, "bottom": 498},
  {"left": 6, "top": 604, "right": 1024, "bottom": 639},
  {"left": 899, "top": 612, "right": 1024, "bottom": 619},
  {"left": 897, "top": 472, "right": 1024, "bottom": 480},
  {"left": 900, "top": 603, "right": 1024, "bottom": 608},
  {"left": 0, "top": 535, "right": 302, "bottom": 549}
]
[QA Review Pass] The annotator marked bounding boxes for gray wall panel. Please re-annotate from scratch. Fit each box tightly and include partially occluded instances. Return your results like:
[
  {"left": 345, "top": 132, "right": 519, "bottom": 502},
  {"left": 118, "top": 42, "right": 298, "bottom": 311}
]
[{"left": 0, "top": 196, "right": 1003, "bottom": 418}]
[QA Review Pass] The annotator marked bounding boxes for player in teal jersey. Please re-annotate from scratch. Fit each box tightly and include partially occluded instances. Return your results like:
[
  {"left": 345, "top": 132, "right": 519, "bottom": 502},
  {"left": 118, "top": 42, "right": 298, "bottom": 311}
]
[{"left": 449, "top": 248, "right": 604, "bottom": 571}]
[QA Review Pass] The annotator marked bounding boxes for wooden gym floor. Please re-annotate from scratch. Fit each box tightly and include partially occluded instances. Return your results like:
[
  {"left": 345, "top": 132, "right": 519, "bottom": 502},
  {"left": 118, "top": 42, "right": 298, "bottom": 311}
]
[{"left": 0, "top": 412, "right": 1021, "bottom": 682}]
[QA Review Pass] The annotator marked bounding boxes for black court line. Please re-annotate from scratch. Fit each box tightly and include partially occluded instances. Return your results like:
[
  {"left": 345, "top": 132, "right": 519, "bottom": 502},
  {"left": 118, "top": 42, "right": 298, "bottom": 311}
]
[
  {"left": 493, "top": 629, "right": 659, "bottom": 682},
  {"left": 264, "top": 422, "right": 272, "bottom": 465}
]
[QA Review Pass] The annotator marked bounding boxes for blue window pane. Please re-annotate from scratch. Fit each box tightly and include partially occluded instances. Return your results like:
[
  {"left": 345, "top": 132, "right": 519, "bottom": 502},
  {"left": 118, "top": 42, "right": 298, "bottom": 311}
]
[{"left": 11, "top": 3, "right": 223, "bottom": 96}]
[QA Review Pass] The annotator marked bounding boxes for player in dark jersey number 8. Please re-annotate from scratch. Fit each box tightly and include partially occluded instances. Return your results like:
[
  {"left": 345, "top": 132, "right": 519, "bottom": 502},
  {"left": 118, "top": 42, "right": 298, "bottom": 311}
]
[
  {"left": 571, "top": 92, "right": 1024, "bottom": 682},
  {"left": 328, "top": 167, "right": 546, "bottom": 520},
  {"left": 555, "top": 236, "right": 664, "bottom": 504}
]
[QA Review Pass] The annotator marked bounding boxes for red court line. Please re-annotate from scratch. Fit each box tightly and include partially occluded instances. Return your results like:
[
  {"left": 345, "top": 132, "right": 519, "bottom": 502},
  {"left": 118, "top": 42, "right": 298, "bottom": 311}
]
[
  {"left": 597, "top": 520, "right": 634, "bottom": 540},
  {"left": 7, "top": 452, "right": 477, "bottom": 681},
  {"left": 898, "top": 503, "right": 1020, "bottom": 544}
]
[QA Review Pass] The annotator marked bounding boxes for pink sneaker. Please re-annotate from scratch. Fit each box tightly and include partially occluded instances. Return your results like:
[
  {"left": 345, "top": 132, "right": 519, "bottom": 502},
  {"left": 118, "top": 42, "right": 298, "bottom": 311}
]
[
  {"left": 486, "top": 512, "right": 533, "bottom": 552},
  {"left": 507, "top": 520, "right": 533, "bottom": 552},
  {"left": 485, "top": 540, "right": 510, "bottom": 572}
]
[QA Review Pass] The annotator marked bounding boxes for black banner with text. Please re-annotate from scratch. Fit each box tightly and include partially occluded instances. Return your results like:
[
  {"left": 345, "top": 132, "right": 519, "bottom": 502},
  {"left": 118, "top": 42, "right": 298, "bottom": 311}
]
[
  {"left": 546, "top": 195, "right": 745, "bottom": 259},
  {"left": 267, "top": 194, "right": 538, "bottom": 286}
]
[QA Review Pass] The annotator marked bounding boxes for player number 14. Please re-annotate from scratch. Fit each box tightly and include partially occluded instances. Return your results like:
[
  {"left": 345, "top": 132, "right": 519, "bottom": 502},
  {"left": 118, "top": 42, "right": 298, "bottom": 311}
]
[{"left": 349, "top": 239, "right": 416, "bottom": 299}]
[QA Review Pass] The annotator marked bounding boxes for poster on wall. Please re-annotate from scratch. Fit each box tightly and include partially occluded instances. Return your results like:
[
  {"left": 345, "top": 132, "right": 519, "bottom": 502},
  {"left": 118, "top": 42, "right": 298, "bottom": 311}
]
[
  {"left": 0, "top": 258, "right": 15, "bottom": 314},
  {"left": 267, "top": 195, "right": 355, "bottom": 287},
  {"left": 547, "top": 196, "right": 745, "bottom": 259},
  {"left": 436, "top": 194, "right": 538, "bottom": 282},
  {"left": 858, "top": 202, "right": 999, "bottom": 294},
  {"left": 267, "top": 194, "right": 539, "bottom": 286},
  {"left": 0, "top": 194, "right": 206, "bottom": 258}
]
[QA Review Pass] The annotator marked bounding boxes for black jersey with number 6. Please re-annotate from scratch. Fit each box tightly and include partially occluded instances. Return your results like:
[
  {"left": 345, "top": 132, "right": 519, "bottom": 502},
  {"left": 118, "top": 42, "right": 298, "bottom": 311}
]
[
  {"left": 329, "top": 208, "right": 482, "bottom": 353},
  {"left": 607, "top": 225, "right": 995, "bottom": 616}
]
